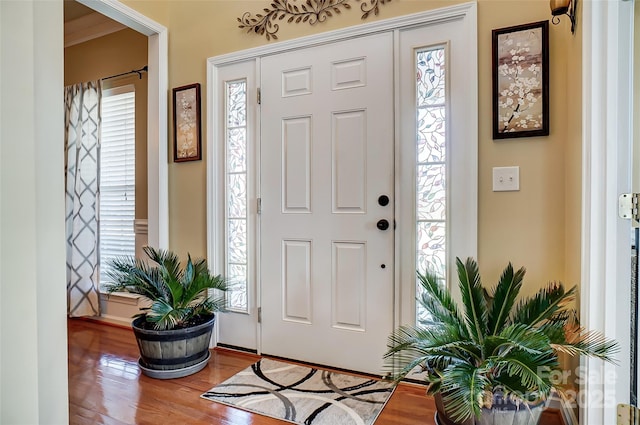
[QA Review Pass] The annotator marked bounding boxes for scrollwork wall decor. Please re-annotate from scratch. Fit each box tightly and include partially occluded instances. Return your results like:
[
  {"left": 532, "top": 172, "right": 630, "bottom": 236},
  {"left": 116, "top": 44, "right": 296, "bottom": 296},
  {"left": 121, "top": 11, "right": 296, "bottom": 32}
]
[{"left": 238, "top": 0, "right": 391, "bottom": 40}]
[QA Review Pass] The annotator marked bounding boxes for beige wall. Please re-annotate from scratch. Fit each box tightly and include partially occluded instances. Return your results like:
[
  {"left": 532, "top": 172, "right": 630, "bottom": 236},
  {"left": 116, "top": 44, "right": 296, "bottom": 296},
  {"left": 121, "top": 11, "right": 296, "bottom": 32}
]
[
  {"left": 476, "top": 2, "right": 579, "bottom": 297},
  {"left": 122, "top": 0, "right": 581, "bottom": 294},
  {"left": 64, "top": 28, "right": 149, "bottom": 219}
]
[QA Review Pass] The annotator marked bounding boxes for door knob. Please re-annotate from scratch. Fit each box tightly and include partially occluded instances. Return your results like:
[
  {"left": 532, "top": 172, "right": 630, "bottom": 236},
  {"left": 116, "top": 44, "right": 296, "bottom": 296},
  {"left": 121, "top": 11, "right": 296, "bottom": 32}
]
[
  {"left": 376, "top": 219, "right": 389, "bottom": 231},
  {"left": 378, "top": 195, "right": 390, "bottom": 206}
]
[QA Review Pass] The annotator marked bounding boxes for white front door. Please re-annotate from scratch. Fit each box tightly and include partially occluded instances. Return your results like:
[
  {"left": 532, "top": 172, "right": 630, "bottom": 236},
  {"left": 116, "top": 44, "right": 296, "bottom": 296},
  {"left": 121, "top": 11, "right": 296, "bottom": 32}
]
[{"left": 260, "top": 32, "right": 394, "bottom": 374}]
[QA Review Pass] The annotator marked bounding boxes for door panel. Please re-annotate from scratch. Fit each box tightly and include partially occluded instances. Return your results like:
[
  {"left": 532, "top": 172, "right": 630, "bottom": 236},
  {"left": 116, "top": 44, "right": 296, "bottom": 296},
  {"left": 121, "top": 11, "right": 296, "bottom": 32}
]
[
  {"left": 333, "top": 110, "right": 367, "bottom": 212},
  {"left": 332, "top": 241, "right": 366, "bottom": 330},
  {"left": 260, "top": 32, "right": 394, "bottom": 374},
  {"left": 282, "top": 117, "right": 311, "bottom": 212},
  {"left": 282, "top": 239, "right": 312, "bottom": 323},
  {"left": 215, "top": 60, "right": 259, "bottom": 351}
]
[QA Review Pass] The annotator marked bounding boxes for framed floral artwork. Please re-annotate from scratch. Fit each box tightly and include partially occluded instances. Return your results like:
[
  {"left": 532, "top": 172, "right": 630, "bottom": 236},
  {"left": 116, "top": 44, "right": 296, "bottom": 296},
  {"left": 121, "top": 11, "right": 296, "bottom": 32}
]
[
  {"left": 492, "top": 21, "right": 549, "bottom": 139},
  {"left": 173, "top": 83, "right": 201, "bottom": 162}
]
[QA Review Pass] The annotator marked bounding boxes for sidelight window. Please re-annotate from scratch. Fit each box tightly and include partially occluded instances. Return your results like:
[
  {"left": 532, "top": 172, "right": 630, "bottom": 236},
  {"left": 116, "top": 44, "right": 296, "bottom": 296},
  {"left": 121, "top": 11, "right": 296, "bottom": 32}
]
[
  {"left": 415, "top": 47, "right": 447, "bottom": 325},
  {"left": 225, "top": 80, "right": 249, "bottom": 312}
]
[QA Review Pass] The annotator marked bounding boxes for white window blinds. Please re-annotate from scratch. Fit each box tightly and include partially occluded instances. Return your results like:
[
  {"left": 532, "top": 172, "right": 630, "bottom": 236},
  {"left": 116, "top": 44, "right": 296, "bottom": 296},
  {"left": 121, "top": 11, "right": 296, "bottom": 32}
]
[{"left": 100, "top": 86, "right": 136, "bottom": 288}]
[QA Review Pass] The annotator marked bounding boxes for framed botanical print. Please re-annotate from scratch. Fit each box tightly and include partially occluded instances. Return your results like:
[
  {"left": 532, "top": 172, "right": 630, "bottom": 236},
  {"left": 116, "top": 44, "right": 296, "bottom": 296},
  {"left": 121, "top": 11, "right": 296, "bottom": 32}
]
[
  {"left": 492, "top": 21, "right": 549, "bottom": 139},
  {"left": 173, "top": 83, "right": 202, "bottom": 162}
]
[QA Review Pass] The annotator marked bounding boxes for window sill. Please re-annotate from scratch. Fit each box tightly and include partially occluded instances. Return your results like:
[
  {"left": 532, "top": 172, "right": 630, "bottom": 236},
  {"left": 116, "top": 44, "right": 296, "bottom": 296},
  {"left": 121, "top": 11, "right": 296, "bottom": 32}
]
[{"left": 99, "top": 291, "right": 142, "bottom": 306}]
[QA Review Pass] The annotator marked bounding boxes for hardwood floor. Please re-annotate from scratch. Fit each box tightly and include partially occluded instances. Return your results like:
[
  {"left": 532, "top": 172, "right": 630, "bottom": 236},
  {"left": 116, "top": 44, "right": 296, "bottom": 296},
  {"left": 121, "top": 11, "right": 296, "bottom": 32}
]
[{"left": 68, "top": 319, "right": 436, "bottom": 424}]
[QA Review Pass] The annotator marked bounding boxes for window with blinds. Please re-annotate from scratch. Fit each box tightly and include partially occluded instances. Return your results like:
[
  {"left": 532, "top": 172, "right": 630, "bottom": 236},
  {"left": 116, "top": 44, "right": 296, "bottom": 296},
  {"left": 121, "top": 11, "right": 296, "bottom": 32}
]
[{"left": 99, "top": 85, "right": 136, "bottom": 289}]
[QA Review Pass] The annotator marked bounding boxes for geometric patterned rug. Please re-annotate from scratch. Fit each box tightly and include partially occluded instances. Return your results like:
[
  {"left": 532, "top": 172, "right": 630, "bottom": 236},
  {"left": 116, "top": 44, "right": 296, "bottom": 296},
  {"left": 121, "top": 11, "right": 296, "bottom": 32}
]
[{"left": 201, "top": 358, "right": 396, "bottom": 425}]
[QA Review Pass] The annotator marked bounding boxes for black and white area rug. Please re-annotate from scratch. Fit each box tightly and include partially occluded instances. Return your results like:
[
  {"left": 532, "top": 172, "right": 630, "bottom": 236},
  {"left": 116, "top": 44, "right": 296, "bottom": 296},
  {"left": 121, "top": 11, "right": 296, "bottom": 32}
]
[{"left": 201, "top": 358, "right": 396, "bottom": 425}]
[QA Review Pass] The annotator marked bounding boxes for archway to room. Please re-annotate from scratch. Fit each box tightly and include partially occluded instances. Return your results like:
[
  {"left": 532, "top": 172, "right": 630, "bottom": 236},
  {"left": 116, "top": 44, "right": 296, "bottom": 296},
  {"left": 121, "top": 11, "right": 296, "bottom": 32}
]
[
  {"left": 62, "top": 0, "right": 168, "bottom": 323},
  {"left": 62, "top": 0, "right": 169, "bottom": 416},
  {"left": 64, "top": 0, "right": 150, "bottom": 325}
]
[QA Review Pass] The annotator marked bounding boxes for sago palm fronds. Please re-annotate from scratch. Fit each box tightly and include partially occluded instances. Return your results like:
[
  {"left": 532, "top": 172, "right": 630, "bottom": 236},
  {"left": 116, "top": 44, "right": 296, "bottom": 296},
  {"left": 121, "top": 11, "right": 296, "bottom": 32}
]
[
  {"left": 104, "top": 246, "right": 227, "bottom": 330},
  {"left": 385, "top": 257, "right": 618, "bottom": 423}
]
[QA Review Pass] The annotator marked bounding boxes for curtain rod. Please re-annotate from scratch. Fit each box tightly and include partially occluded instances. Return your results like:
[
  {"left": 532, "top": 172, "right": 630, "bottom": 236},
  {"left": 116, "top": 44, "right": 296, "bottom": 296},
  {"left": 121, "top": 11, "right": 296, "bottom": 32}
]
[{"left": 102, "top": 65, "right": 148, "bottom": 81}]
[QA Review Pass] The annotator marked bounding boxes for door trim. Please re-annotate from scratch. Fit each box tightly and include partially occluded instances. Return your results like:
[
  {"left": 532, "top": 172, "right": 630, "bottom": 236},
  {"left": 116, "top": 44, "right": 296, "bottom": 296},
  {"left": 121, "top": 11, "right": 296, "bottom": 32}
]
[
  {"left": 207, "top": 2, "right": 478, "bottom": 351},
  {"left": 581, "top": 1, "right": 633, "bottom": 422}
]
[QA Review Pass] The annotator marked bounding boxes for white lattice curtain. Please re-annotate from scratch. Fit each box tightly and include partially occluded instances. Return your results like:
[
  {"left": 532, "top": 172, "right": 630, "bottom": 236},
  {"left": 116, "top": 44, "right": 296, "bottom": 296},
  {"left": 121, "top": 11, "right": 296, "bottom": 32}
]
[{"left": 65, "top": 81, "right": 102, "bottom": 317}]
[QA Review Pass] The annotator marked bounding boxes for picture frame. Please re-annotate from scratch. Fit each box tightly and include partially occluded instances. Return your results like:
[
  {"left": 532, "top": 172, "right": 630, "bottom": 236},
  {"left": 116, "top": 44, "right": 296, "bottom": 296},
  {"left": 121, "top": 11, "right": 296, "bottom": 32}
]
[
  {"left": 173, "top": 83, "right": 201, "bottom": 162},
  {"left": 492, "top": 21, "right": 549, "bottom": 139}
]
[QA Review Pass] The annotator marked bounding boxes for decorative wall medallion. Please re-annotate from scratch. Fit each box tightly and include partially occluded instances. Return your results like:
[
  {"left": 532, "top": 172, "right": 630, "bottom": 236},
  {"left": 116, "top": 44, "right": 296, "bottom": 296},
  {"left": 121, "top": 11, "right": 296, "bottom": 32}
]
[{"left": 238, "top": 0, "right": 391, "bottom": 40}]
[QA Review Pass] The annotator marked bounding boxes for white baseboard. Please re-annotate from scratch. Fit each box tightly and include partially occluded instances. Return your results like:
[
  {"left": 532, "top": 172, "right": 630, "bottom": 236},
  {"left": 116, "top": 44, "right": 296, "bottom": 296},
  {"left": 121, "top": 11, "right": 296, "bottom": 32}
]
[{"left": 91, "top": 314, "right": 133, "bottom": 328}]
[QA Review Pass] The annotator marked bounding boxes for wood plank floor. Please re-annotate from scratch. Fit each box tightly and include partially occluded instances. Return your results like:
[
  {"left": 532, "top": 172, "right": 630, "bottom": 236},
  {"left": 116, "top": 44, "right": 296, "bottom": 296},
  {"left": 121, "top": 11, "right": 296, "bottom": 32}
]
[{"left": 68, "top": 319, "right": 436, "bottom": 424}]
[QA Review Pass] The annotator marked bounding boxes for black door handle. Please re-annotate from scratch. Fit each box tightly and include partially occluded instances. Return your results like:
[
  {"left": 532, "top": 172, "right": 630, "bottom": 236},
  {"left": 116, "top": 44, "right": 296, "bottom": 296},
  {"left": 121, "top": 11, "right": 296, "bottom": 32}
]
[
  {"left": 376, "top": 219, "right": 389, "bottom": 231},
  {"left": 378, "top": 195, "right": 390, "bottom": 206}
]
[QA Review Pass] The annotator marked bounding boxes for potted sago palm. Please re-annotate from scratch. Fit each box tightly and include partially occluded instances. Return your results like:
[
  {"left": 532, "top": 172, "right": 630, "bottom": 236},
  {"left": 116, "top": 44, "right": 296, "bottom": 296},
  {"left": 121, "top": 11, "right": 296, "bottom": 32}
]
[
  {"left": 105, "top": 246, "right": 227, "bottom": 379},
  {"left": 384, "top": 257, "right": 618, "bottom": 425}
]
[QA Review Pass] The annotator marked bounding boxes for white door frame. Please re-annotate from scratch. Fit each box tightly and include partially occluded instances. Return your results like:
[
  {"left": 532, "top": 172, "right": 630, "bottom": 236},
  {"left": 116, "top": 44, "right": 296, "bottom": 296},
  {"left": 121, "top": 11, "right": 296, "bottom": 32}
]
[
  {"left": 207, "top": 2, "right": 478, "bottom": 351},
  {"left": 582, "top": 1, "right": 634, "bottom": 423},
  {"left": 77, "top": 0, "right": 169, "bottom": 249}
]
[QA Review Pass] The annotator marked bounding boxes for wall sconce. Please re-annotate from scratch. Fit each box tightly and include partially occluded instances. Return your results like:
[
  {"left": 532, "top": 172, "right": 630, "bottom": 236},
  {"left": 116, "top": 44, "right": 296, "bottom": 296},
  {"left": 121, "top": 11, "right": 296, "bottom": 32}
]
[{"left": 550, "top": 0, "right": 577, "bottom": 34}]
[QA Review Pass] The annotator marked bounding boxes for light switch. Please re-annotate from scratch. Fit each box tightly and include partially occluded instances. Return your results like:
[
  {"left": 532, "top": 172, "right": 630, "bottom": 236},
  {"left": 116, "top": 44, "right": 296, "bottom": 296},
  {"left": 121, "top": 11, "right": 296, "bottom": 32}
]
[{"left": 492, "top": 166, "right": 520, "bottom": 192}]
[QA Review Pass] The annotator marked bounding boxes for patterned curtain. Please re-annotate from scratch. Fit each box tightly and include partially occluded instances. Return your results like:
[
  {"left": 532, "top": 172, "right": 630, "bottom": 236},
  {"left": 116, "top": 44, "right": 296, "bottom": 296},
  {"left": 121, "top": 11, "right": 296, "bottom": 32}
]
[{"left": 65, "top": 81, "right": 102, "bottom": 317}]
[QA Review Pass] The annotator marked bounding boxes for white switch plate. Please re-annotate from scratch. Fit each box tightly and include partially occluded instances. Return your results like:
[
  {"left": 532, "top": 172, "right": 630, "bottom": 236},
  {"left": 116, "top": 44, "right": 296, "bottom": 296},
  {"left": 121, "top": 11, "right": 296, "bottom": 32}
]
[{"left": 493, "top": 166, "right": 520, "bottom": 192}]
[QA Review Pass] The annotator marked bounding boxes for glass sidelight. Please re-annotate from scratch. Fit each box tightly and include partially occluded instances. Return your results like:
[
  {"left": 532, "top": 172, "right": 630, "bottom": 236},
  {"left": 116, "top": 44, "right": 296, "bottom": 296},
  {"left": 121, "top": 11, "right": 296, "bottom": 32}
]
[
  {"left": 225, "top": 80, "right": 249, "bottom": 313},
  {"left": 415, "top": 46, "right": 447, "bottom": 325}
]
